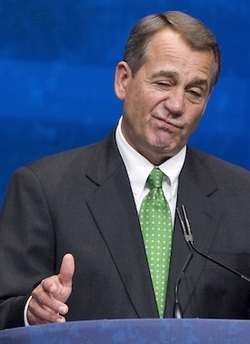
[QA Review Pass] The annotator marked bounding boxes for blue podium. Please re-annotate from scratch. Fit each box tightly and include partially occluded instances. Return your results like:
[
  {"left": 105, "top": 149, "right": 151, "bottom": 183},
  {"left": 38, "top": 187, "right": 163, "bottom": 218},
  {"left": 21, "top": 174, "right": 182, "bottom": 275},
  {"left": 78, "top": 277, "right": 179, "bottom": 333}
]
[{"left": 0, "top": 318, "right": 250, "bottom": 343}]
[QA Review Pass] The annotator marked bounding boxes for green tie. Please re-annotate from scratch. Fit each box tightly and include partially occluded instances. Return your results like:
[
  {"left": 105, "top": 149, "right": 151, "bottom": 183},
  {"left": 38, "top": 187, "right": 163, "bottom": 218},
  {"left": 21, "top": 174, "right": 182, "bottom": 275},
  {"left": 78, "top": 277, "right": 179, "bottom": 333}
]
[{"left": 139, "top": 167, "right": 172, "bottom": 317}]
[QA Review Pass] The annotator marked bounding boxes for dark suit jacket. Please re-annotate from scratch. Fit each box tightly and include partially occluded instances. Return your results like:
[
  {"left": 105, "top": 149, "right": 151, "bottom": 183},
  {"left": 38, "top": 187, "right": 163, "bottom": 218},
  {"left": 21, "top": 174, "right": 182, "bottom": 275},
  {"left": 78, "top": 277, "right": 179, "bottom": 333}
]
[{"left": 1, "top": 131, "right": 250, "bottom": 329}]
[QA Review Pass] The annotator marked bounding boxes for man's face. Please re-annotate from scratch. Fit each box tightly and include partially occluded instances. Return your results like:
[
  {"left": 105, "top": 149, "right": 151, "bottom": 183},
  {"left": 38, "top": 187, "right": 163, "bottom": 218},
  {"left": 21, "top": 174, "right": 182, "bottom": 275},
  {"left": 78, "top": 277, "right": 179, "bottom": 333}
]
[{"left": 115, "top": 28, "right": 216, "bottom": 165}]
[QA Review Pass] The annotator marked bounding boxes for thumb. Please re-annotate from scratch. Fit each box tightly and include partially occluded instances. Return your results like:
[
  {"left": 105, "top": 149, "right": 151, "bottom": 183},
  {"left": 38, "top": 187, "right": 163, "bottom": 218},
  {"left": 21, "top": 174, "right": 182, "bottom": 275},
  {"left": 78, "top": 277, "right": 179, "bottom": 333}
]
[{"left": 58, "top": 253, "right": 75, "bottom": 288}]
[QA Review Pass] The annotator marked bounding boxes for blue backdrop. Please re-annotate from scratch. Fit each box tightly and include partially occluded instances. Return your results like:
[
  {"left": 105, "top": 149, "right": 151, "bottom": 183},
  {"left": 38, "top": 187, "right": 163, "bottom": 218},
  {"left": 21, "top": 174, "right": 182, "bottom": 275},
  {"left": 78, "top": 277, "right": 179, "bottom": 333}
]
[{"left": 0, "top": 0, "right": 249, "bottom": 206}]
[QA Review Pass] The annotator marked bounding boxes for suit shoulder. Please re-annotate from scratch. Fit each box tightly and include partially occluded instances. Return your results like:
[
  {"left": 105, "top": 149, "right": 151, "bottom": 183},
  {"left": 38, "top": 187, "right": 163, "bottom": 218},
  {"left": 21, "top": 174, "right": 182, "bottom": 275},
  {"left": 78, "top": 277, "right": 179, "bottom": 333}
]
[
  {"left": 11, "top": 139, "right": 105, "bottom": 186},
  {"left": 26, "top": 143, "right": 98, "bottom": 172},
  {"left": 187, "top": 147, "right": 250, "bottom": 182},
  {"left": 12, "top": 130, "right": 117, "bottom": 183}
]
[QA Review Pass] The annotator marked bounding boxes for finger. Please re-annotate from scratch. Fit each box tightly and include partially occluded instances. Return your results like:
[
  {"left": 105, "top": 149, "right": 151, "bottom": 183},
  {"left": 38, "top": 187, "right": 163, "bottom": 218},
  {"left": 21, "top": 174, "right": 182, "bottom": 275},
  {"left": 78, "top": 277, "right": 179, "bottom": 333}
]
[
  {"left": 40, "top": 275, "right": 60, "bottom": 294},
  {"left": 28, "top": 298, "right": 66, "bottom": 325},
  {"left": 32, "top": 279, "right": 69, "bottom": 314},
  {"left": 58, "top": 253, "right": 75, "bottom": 288}
]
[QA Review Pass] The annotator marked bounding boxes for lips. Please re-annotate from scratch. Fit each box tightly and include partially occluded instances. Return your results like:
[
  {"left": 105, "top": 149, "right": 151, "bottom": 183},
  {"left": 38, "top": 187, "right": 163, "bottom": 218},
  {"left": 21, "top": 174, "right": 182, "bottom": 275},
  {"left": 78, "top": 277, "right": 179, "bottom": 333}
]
[{"left": 153, "top": 115, "right": 182, "bottom": 130}]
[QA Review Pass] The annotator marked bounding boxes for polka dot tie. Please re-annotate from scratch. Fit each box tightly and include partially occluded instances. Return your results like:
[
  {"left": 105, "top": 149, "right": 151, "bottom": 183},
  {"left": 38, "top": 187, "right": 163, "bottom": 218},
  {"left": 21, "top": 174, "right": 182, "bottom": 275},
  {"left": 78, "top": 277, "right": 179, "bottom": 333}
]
[{"left": 139, "top": 167, "right": 172, "bottom": 318}]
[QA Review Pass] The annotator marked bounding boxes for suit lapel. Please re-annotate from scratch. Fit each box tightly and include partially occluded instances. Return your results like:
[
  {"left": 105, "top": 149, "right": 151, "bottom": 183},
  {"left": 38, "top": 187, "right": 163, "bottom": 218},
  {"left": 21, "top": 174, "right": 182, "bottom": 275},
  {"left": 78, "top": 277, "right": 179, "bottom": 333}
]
[
  {"left": 165, "top": 147, "right": 224, "bottom": 317},
  {"left": 84, "top": 137, "right": 225, "bottom": 318},
  {"left": 85, "top": 133, "right": 158, "bottom": 318}
]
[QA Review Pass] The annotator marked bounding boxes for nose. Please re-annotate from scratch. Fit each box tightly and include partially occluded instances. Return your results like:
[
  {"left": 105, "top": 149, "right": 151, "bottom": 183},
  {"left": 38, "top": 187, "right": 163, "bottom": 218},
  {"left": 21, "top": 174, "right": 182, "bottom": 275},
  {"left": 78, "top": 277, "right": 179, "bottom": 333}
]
[{"left": 164, "top": 88, "right": 185, "bottom": 117}]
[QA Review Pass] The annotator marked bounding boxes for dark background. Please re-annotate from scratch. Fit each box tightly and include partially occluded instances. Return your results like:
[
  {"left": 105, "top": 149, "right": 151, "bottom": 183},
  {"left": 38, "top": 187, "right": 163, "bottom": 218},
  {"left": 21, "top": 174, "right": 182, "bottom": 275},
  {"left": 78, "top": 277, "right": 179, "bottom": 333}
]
[{"left": 0, "top": 1, "right": 249, "bottom": 206}]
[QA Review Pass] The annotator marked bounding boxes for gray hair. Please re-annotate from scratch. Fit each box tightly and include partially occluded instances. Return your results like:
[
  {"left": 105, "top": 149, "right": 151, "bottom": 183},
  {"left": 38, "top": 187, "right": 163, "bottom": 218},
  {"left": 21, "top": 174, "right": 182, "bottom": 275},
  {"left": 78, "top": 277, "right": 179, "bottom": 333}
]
[{"left": 124, "top": 11, "right": 221, "bottom": 87}]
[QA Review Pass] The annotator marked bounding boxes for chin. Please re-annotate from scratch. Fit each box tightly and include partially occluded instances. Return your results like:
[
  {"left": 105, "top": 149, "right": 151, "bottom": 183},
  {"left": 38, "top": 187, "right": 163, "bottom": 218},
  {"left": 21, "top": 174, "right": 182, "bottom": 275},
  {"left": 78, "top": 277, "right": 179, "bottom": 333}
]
[{"left": 152, "top": 136, "right": 174, "bottom": 149}]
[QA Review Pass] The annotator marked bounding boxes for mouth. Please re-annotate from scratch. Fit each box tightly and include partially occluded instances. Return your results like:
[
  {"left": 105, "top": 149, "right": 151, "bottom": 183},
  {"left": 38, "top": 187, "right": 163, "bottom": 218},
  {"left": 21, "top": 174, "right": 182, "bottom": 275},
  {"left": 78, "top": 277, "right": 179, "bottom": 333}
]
[{"left": 153, "top": 115, "right": 183, "bottom": 130}]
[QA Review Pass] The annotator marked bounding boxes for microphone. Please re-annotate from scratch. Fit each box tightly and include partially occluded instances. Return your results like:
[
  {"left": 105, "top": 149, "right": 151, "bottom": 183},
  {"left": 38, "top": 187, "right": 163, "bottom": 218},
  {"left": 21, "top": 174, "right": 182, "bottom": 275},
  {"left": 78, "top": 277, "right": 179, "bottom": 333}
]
[{"left": 174, "top": 205, "right": 250, "bottom": 318}]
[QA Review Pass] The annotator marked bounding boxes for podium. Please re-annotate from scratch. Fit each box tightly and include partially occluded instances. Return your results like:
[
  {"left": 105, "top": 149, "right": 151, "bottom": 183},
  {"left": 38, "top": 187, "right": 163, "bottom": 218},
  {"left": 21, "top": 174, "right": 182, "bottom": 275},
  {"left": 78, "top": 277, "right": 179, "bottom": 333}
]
[{"left": 0, "top": 318, "right": 250, "bottom": 343}]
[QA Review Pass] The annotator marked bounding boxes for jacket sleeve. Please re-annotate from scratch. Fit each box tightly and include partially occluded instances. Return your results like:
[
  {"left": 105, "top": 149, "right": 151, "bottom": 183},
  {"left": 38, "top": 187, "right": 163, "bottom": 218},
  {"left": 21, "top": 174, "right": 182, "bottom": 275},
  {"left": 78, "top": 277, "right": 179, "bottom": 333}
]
[{"left": 0, "top": 166, "right": 56, "bottom": 329}]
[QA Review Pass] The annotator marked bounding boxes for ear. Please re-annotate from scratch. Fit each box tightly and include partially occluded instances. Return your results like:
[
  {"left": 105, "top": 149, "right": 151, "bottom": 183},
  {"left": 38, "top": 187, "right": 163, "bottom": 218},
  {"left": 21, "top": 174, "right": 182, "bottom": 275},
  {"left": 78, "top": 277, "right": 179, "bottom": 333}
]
[{"left": 114, "top": 61, "right": 132, "bottom": 100}]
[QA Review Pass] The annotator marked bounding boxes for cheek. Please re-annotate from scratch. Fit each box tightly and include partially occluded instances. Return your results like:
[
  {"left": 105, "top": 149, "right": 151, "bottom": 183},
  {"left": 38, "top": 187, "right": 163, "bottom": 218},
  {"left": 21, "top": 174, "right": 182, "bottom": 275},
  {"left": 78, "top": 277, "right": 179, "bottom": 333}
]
[{"left": 126, "top": 92, "right": 151, "bottom": 120}]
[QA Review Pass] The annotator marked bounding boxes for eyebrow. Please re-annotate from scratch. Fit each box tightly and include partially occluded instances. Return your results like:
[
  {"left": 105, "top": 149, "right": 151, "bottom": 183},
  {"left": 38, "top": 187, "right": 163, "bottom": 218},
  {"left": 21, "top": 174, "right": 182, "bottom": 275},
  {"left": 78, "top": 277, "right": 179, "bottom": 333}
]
[
  {"left": 151, "top": 70, "right": 178, "bottom": 79},
  {"left": 190, "top": 78, "right": 209, "bottom": 87}
]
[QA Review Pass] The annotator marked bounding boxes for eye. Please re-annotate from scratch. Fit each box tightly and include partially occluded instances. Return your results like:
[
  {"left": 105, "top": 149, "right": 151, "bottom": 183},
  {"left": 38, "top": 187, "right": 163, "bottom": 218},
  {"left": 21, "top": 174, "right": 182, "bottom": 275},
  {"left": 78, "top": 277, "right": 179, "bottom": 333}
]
[
  {"left": 188, "top": 90, "right": 201, "bottom": 98},
  {"left": 186, "top": 87, "right": 204, "bottom": 102},
  {"left": 154, "top": 81, "right": 172, "bottom": 88}
]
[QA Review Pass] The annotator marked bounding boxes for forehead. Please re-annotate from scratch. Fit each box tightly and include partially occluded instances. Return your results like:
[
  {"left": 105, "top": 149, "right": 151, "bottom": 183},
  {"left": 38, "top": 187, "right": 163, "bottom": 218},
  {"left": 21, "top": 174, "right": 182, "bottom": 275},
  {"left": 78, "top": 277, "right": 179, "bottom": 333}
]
[{"left": 145, "top": 28, "right": 215, "bottom": 81}]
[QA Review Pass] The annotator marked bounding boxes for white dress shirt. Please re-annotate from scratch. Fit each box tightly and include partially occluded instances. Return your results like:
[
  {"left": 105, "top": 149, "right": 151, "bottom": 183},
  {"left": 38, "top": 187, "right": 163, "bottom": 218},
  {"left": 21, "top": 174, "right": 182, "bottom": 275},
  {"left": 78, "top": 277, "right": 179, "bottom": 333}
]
[{"left": 115, "top": 116, "right": 186, "bottom": 224}]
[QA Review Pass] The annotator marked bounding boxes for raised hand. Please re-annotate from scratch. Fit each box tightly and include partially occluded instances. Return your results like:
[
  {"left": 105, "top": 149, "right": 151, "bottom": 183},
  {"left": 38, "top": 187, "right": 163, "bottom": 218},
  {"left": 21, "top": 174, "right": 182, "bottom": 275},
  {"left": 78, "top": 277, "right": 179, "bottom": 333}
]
[{"left": 27, "top": 253, "right": 75, "bottom": 325}]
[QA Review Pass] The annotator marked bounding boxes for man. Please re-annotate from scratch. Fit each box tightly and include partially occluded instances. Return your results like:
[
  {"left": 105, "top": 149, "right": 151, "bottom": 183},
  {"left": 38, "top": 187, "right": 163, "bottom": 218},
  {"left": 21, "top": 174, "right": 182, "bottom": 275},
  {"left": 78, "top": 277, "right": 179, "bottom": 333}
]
[{"left": 1, "top": 11, "right": 250, "bottom": 330}]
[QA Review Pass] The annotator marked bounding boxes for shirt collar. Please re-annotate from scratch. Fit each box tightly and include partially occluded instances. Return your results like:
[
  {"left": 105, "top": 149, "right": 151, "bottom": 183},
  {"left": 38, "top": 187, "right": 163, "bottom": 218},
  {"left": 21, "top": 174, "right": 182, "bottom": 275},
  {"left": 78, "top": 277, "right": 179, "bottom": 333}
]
[{"left": 115, "top": 116, "right": 186, "bottom": 193}]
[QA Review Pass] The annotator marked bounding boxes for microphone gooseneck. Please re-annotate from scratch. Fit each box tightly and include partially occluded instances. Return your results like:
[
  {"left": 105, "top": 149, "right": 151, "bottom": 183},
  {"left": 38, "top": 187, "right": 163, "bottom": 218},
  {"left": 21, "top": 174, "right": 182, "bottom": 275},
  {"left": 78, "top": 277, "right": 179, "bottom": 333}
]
[
  {"left": 175, "top": 205, "right": 250, "bottom": 319},
  {"left": 178, "top": 205, "right": 250, "bottom": 283},
  {"left": 173, "top": 208, "right": 194, "bottom": 318}
]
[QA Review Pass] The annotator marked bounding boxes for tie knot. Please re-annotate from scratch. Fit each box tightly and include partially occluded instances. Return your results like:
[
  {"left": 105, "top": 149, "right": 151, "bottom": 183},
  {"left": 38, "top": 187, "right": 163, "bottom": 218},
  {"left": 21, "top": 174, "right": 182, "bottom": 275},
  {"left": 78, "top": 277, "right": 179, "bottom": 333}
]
[{"left": 147, "top": 168, "right": 164, "bottom": 189}]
